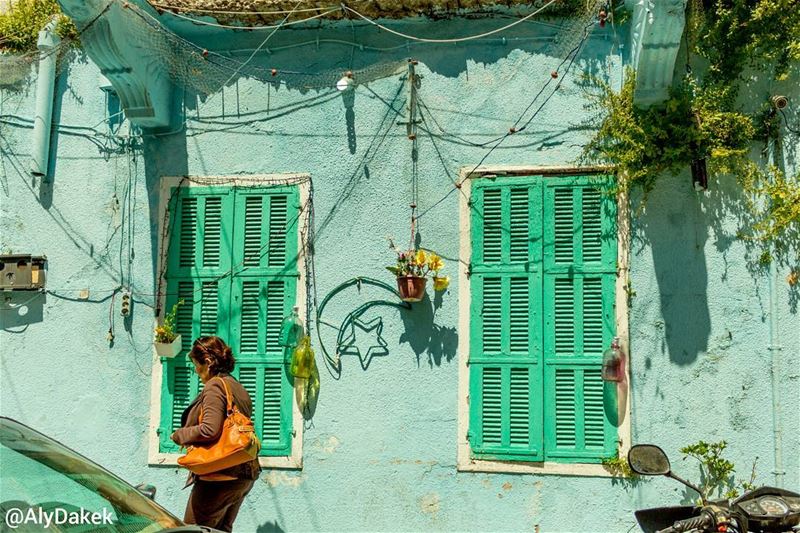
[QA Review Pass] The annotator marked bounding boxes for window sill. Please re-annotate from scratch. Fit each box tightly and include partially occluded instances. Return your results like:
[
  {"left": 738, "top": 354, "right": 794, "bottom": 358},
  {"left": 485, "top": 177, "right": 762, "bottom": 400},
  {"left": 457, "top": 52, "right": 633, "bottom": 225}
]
[
  {"left": 457, "top": 457, "right": 616, "bottom": 477},
  {"left": 147, "top": 452, "right": 302, "bottom": 470}
]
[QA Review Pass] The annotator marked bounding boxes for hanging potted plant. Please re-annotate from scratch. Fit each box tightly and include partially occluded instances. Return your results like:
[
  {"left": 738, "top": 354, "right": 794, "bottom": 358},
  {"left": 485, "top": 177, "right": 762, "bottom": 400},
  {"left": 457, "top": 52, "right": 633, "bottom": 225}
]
[
  {"left": 387, "top": 240, "right": 449, "bottom": 302},
  {"left": 154, "top": 300, "right": 184, "bottom": 357}
]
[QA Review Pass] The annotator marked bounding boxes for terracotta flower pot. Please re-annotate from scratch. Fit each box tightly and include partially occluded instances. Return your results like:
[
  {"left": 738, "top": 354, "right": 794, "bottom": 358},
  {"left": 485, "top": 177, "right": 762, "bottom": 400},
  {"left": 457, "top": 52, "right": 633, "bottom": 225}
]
[
  {"left": 155, "top": 335, "right": 182, "bottom": 358},
  {"left": 397, "top": 276, "right": 427, "bottom": 302}
]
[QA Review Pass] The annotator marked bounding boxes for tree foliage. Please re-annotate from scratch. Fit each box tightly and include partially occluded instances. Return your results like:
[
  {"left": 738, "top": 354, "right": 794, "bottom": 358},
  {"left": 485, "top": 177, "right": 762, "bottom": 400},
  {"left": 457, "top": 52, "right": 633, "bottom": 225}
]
[
  {"left": 0, "top": 0, "right": 77, "bottom": 54},
  {"left": 583, "top": 0, "right": 800, "bottom": 268}
]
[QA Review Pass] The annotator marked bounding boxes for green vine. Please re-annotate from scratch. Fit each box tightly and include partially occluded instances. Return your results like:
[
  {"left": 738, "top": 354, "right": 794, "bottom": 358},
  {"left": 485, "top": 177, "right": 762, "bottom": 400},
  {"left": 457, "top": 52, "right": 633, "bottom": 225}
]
[
  {"left": 602, "top": 454, "right": 638, "bottom": 479},
  {"left": 582, "top": 0, "right": 800, "bottom": 268},
  {"left": 0, "top": 0, "right": 78, "bottom": 54}
]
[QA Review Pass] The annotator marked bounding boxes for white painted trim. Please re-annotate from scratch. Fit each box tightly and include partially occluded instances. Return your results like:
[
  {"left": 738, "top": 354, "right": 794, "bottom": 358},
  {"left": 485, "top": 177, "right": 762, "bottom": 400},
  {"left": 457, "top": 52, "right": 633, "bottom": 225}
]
[
  {"left": 458, "top": 459, "right": 618, "bottom": 477},
  {"left": 455, "top": 166, "right": 631, "bottom": 476},
  {"left": 147, "top": 174, "right": 309, "bottom": 470}
]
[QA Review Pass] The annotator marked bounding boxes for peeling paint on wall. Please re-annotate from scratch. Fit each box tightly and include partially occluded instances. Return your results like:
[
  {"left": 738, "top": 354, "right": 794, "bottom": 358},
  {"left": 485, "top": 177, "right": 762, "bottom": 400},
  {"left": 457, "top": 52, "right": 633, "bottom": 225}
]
[
  {"left": 419, "top": 492, "right": 440, "bottom": 517},
  {"left": 310, "top": 434, "right": 341, "bottom": 456},
  {"left": 263, "top": 471, "right": 306, "bottom": 488}
]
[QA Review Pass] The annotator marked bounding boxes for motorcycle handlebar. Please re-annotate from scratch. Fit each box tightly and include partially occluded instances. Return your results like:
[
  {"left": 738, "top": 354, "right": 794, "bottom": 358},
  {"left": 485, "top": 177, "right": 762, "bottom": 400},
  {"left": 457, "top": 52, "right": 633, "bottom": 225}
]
[{"left": 656, "top": 513, "right": 714, "bottom": 533}]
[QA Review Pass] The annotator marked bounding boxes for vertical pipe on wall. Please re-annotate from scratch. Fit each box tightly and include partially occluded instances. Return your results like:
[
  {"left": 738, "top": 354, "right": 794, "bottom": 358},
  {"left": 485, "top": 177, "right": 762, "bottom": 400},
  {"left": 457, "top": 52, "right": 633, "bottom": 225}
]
[
  {"left": 31, "top": 17, "right": 61, "bottom": 179},
  {"left": 767, "top": 135, "right": 785, "bottom": 488},
  {"left": 768, "top": 256, "right": 784, "bottom": 488}
]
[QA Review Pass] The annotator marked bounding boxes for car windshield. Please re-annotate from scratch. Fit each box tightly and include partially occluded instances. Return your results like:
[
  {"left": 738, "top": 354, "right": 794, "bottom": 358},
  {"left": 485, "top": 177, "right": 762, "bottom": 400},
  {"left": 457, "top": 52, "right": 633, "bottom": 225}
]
[{"left": 0, "top": 417, "right": 183, "bottom": 532}]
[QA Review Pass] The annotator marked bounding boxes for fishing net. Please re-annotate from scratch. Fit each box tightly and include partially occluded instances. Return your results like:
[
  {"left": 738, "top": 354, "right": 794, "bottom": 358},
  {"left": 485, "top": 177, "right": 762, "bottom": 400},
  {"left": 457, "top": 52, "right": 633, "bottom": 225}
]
[{"left": 4, "top": 0, "right": 605, "bottom": 94}]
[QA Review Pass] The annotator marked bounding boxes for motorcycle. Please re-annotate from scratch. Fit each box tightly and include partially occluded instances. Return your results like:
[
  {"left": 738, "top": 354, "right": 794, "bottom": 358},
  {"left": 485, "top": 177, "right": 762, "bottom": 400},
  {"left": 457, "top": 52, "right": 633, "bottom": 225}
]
[{"left": 627, "top": 444, "right": 800, "bottom": 533}]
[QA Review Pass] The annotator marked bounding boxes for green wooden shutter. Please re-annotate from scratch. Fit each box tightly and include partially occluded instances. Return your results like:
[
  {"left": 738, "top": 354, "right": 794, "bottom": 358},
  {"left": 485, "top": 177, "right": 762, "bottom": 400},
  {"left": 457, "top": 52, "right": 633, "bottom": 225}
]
[
  {"left": 230, "top": 187, "right": 298, "bottom": 457},
  {"left": 543, "top": 176, "right": 617, "bottom": 462},
  {"left": 159, "top": 188, "right": 233, "bottom": 453},
  {"left": 468, "top": 178, "right": 544, "bottom": 461}
]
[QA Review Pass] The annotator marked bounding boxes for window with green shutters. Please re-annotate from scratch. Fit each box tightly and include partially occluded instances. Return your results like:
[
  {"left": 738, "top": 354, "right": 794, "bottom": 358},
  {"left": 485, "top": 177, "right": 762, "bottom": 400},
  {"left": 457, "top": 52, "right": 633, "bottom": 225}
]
[
  {"left": 158, "top": 185, "right": 299, "bottom": 458},
  {"left": 468, "top": 174, "right": 618, "bottom": 463}
]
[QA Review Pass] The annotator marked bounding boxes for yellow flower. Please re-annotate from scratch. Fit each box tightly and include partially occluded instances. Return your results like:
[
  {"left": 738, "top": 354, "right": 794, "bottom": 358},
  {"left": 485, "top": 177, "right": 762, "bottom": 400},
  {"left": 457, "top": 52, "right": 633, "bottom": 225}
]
[
  {"left": 414, "top": 249, "right": 427, "bottom": 266},
  {"left": 433, "top": 276, "right": 450, "bottom": 291},
  {"left": 428, "top": 254, "right": 444, "bottom": 272}
]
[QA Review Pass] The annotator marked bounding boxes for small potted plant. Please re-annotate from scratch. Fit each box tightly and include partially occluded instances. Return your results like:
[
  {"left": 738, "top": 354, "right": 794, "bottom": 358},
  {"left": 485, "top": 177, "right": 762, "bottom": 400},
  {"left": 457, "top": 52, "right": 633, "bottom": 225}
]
[
  {"left": 154, "top": 300, "right": 183, "bottom": 357},
  {"left": 387, "top": 240, "right": 450, "bottom": 302}
]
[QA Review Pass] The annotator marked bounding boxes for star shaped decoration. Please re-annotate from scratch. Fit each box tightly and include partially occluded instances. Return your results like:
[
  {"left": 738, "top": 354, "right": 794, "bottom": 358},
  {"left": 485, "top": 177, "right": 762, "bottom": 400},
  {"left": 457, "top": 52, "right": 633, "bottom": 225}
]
[{"left": 337, "top": 316, "right": 389, "bottom": 370}]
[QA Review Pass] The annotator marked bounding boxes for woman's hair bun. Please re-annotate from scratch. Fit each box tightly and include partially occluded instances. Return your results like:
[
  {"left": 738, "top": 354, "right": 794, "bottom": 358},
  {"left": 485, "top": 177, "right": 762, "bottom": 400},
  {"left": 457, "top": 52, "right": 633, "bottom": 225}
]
[{"left": 189, "top": 336, "right": 236, "bottom": 374}]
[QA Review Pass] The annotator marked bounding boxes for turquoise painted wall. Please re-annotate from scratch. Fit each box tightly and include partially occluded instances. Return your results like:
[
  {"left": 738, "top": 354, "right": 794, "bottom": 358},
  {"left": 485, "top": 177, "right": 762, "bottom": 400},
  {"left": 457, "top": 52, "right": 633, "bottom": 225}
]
[{"left": 1, "top": 14, "right": 799, "bottom": 532}]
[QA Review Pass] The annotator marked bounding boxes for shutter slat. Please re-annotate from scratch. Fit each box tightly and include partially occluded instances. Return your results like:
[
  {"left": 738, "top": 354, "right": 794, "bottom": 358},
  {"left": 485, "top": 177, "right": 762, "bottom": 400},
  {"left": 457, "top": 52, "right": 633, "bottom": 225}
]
[
  {"left": 482, "top": 278, "right": 502, "bottom": 353},
  {"left": 554, "top": 278, "right": 575, "bottom": 355},
  {"left": 582, "top": 188, "right": 602, "bottom": 263},
  {"left": 240, "top": 281, "right": 260, "bottom": 354},
  {"left": 200, "top": 281, "right": 218, "bottom": 337},
  {"left": 509, "top": 368, "right": 530, "bottom": 446},
  {"left": 265, "top": 281, "right": 284, "bottom": 354},
  {"left": 179, "top": 198, "right": 197, "bottom": 267},
  {"left": 509, "top": 188, "right": 529, "bottom": 262},
  {"left": 239, "top": 366, "right": 259, "bottom": 435},
  {"left": 262, "top": 366, "right": 282, "bottom": 443},
  {"left": 481, "top": 367, "right": 502, "bottom": 446},
  {"left": 171, "top": 365, "right": 192, "bottom": 433},
  {"left": 243, "top": 196, "right": 263, "bottom": 267},
  {"left": 554, "top": 188, "right": 573, "bottom": 263},
  {"left": 203, "top": 197, "right": 222, "bottom": 268},
  {"left": 509, "top": 278, "right": 529, "bottom": 354},
  {"left": 583, "top": 278, "right": 603, "bottom": 355},
  {"left": 483, "top": 189, "right": 502, "bottom": 263},
  {"left": 555, "top": 368, "right": 576, "bottom": 448},
  {"left": 584, "top": 369, "right": 605, "bottom": 449},
  {"left": 268, "top": 195, "right": 288, "bottom": 267},
  {"left": 176, "top": 282, "right": 194, "bottom": 353}
]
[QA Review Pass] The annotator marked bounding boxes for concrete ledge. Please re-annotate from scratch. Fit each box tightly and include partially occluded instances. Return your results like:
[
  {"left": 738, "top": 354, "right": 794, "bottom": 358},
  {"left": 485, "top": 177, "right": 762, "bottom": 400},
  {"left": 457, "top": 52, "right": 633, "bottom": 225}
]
[{"left": 458, "top": 458, "right": 617, "bottom": 477}]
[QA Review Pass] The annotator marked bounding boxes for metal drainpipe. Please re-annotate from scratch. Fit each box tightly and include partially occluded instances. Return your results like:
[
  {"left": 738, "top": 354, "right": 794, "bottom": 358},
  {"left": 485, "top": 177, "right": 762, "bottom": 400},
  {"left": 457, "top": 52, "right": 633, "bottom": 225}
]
[
  {"left": 31, "top": 17, "right": 61, "bottom": 178},
  {"left": 768, "top": 136, "right": 785, "bottom": 488}
]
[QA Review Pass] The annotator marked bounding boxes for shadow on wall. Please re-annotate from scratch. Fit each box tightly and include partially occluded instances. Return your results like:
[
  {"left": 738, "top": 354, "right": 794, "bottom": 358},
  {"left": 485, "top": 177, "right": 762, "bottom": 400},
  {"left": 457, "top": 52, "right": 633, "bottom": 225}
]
[
  {"left": 399, "top": 291, "right": 458, "bottom": 368},
  {"left": 0, "top": 292, "right": 46, "bottom": 333},
  {"left": 256, "top": 521, "right": 285, "bottom": 533},
  {"left": 633, "top": 173, "right": 710, "bottom": 366},
  {"left": 141, "top": 108, "right": 190, "bottom": 309}
]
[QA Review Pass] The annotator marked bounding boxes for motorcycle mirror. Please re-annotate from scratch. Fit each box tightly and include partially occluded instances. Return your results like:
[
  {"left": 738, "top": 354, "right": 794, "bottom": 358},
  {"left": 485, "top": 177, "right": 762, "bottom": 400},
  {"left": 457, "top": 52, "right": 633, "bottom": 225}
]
[{"left": 628, "top": 444, "right": 671, "bottom": 476}]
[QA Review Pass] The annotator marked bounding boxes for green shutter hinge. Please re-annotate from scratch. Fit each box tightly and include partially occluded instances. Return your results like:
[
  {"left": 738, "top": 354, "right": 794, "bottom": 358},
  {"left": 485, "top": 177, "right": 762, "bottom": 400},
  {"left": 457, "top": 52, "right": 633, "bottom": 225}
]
[{"left": 466, "top": 430, "right": 474, "bottom": 442}]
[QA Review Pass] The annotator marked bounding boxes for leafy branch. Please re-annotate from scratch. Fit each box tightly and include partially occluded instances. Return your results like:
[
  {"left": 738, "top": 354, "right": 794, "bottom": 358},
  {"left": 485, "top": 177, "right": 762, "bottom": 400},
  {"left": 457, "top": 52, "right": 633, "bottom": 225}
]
[{"left": 680, "top": 440, "right": 758, "bottom": 502}]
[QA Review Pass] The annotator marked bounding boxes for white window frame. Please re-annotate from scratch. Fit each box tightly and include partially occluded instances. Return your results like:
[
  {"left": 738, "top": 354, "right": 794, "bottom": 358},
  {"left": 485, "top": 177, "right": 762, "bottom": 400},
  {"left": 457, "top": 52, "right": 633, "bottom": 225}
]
[
  {"left": 147, "top": 174, "right": 310, "bottom": 469},
  {"left": 456, "top": 165, "right": 632, "bottom": 476}
]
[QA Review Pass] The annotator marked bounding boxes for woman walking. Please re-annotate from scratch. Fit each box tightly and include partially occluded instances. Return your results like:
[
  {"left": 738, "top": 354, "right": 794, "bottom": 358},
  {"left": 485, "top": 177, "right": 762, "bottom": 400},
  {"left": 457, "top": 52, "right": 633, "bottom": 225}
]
[{"left": 171, "top": 336, "right": 261, "bottom": 532}]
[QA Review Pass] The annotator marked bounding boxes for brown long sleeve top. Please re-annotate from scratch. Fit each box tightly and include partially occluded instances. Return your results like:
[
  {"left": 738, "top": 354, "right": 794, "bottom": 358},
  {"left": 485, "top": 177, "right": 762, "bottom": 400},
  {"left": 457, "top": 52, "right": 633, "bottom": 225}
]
[{"left": 171, "top": 374, "right": 261, "bottom": 481}]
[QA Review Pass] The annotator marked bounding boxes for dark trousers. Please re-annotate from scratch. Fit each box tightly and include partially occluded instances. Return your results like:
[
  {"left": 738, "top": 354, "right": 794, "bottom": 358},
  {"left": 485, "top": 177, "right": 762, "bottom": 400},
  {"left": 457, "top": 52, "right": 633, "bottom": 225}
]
[{"left": 184, "top": 478, "right": 256, "bottom": 532}]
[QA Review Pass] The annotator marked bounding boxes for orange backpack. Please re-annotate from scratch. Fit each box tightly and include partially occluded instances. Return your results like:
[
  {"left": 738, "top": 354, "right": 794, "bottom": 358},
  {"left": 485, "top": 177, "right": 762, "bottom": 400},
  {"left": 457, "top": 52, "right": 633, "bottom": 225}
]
[{"left": 177, "top": 377, "right": 261, "bottom": 475}]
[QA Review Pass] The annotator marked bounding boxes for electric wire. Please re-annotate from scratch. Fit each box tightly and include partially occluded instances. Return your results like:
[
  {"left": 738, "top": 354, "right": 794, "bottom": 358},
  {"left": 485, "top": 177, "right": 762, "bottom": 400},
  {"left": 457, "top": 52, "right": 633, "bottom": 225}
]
[
  {"left": 151, "top": 2, "right": 337, "bottom": 15},
  {"left": 340, "top": 0, "right": 557, "bottom": 43},
  {"left": 779, "top": 108, "right": 800, "bottom": 136},
  {"left": 218, "top": 0, "right": 305, "bottom": 92},
  {"left": 415, "top": 19, "right": 592, "bottom": 221},
  {"left": 157, "top": 6, "right": 340, "bottom": 30},
  {"left": 2, "top": 0, "right": 604, "bottom": 365}
]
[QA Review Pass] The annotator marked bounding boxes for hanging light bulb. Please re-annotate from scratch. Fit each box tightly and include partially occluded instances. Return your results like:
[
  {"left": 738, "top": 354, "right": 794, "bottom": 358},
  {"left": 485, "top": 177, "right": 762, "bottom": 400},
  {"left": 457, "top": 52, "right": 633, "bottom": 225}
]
[
  {"left": 336, "top": 77, "right": 351, "bottom": 91},
  {"left": 337, "top": 71, "right": 354, "bottom": 91}
]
